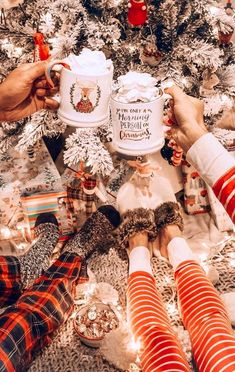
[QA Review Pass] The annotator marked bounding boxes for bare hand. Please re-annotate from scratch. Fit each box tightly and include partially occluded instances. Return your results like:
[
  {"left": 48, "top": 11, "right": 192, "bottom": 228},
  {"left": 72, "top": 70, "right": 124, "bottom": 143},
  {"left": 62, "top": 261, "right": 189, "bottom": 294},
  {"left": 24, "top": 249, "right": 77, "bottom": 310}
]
[
  {"left": 0, "top": 61, "right": 60, "bottom": 122},
  {"left": 164, "top": 85, "right": 208, "bottom": 153}
]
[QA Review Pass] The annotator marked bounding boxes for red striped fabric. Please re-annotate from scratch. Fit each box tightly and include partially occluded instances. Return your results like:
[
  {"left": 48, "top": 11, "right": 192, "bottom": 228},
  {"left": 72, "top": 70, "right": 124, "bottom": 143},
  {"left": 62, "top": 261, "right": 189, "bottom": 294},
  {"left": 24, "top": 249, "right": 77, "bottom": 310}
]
[
  {"left": 212, "top": 167, "right": 235, "bottom": 223},
  {"left": 127, "top": 263, "right": 235, "bottom": 372},
  {"left": 175, "top": 260, "right": 235, "bottom": 372},
  {"left": 127, "top": 271, "right": 190, "bottom": 371}
]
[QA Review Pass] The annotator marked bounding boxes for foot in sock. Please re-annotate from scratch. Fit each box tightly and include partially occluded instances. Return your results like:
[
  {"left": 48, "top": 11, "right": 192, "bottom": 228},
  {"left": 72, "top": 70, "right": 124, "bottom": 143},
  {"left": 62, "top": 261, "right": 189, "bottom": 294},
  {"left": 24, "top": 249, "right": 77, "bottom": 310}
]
[
  {"left": 128, "top": 231, "right": 149, "bottom": 255},
  {"left": 116, "top": 208, "right": 157, "bottom": 250},
  {"left": 64, "top": 205, "right": 121, "bottom": 259},
  {"left": 153, "top": 201, "right": 183, "bottom": 258},
  {"left": 18, "top": 213, "right": 59, "bottom": 288},
  {"left": 153, "top": 225, "right": 182, "bottom": 259}
]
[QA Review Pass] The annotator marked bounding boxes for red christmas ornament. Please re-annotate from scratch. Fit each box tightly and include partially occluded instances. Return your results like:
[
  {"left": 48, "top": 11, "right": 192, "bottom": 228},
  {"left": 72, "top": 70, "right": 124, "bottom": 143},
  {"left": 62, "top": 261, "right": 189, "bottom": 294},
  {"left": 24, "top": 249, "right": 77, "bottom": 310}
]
[
  {"left": 128, "top": 0, "right": 147, "bottom": 27},
  {"left": 168, "top": 139, "right": 183, "bottom": 167},
  {"left": 225, "top": 0, "right": 234, "bottom": 15},
  {"left": 33, "top": 32, "right": 50, "bottom": 61}
]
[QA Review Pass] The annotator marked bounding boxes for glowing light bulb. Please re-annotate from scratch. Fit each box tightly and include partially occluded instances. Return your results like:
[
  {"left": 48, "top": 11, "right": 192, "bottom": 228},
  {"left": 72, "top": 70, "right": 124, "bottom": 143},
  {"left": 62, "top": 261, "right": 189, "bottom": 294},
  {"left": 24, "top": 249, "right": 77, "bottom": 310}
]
[
  {"left": 129, "top": 336, "right": 141, "bottom": 352},
  {"left": 129, "top": 45, "right": 136, "bottom": 53},
  {"left": 209, "top": 6, "right": 220, "bottom": 16},
  {"left": 167, "top": 302, "right": 177, "bottom": 315},
  {"left": 230, "top": 259, "right": 235, "bottom": 268},
  {"left": 199, "top": 253, "right": 208, "bottom": 263},
  {"left": 48, "top": 37, "right": 57, "bottom": 44},
  {"left": 17, "top": 243, "right": 27, "bottom": 250},
  {"left": 0, "top": 226, "right": 12, "bottom": 239},
  {"left": 165, "top": 276, "right": 172, "bottom": 285},
  {"left": 14, "top": 47, "right": 23, "bottom": 58}
]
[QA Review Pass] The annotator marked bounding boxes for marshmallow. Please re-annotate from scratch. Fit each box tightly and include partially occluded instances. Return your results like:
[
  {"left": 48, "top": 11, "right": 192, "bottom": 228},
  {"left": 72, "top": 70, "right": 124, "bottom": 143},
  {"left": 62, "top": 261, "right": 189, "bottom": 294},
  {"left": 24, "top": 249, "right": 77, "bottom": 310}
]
[
  {"left": 113, "top": 71, "right": 160, "bottom": 103},
  {"left": 65, "top": 48, "right": 112, "bottom": 75}
]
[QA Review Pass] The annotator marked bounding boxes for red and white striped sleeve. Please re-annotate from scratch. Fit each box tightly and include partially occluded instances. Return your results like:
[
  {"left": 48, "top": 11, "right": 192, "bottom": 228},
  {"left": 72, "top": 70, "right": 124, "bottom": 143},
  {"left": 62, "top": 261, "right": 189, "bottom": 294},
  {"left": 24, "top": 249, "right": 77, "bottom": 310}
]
[{"left": 186, "top": 133, "right": 235, "bottom": 223}]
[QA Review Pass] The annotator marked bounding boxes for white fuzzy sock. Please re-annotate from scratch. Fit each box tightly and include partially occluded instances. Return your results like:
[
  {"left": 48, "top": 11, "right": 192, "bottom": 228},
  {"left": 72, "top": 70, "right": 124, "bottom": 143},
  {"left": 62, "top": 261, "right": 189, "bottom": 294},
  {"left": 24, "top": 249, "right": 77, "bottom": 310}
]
[
  {"left": 167, "top": 237, "right": 195, "bottom": 271},
  {"left": 129, "top": 246, "right": 153, "bottom": 275}
]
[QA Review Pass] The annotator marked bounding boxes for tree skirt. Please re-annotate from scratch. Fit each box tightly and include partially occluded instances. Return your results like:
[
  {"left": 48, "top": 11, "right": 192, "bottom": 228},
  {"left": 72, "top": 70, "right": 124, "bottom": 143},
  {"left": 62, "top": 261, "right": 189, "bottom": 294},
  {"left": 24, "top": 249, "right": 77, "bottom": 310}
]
[{"left": 29, "top": 239, "right": 235, "bottom": 372}]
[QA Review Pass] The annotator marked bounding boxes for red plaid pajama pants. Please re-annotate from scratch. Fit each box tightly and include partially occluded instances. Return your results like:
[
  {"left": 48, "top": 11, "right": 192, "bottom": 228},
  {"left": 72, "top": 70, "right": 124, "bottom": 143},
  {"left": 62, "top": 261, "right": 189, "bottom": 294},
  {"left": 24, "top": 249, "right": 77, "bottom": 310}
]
[{"left": 0, "top": 252, "right": 87, "bottom": 372}]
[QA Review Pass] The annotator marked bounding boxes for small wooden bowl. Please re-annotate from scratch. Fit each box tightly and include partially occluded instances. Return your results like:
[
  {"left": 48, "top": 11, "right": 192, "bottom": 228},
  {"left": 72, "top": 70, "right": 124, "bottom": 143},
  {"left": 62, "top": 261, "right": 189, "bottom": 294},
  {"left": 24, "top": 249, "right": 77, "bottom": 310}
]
[{"left": 74, "top": 302, "right": 118, "bottom": 348}]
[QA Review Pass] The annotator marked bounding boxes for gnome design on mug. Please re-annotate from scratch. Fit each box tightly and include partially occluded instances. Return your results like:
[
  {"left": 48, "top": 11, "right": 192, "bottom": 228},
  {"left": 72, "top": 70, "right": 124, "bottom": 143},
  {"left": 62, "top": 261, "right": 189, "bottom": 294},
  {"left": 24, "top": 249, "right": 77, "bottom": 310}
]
[{"left": 70, "top": 80, "right": 101, "bottom": 113}]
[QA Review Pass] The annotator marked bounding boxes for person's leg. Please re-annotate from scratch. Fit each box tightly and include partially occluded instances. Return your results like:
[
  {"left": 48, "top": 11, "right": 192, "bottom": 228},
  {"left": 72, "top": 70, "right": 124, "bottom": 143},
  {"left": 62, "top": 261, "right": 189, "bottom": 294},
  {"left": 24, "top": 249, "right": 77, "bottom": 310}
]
[
  {"left": 0, "top": 251, "right": 86, "bottom": 372},
  {"left": 172, "top": 244, "right": 235, "bottom": 371},
  {"left": 0, "top": 205, "right": 120, "bottom": 371},
  {"left": 155, "top": 205, "right": 235, "bottom": 372},
  {"left": 0, "top": 214, "right": 59, "bottom": 308},
  {"left": 0, "top": 205, "right": 120, "bottom": 309},
  {"left": 127, "top": 232, "right": 191, "bottom": 372}
]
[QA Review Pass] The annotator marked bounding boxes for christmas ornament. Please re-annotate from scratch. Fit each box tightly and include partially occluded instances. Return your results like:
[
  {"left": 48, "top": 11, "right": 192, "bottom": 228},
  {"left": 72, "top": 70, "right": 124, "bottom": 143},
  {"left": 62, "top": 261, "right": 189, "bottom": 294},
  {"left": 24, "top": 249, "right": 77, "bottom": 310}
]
[
  {"left": 67, "top": 162, "right": 107, "bottom": 226},
  {"left": 225, "top": 0, "right": 234, "bottom": 16},
  {"left": 33, "top": 32, "right": 50, "bottom": 61},
  {"left": 127, "top": 0, "right": 147, "bottom": 27},
  {"left": 100, "top": 322, "right": 139, "bottom": 370},
  {"left": 216, "top": 10, "right": 235, "bottom": 45},
  {"left": 93, "top": 282, "right": 119, "bottom": 306},
  {"left": 74, "top": 303, "right": 119, "bottom": 348},
  {"left": 200, "top": 68, "right": 220, "bottom": 97},
  {"left": 160, "top": 132, "right": 183, "bottom": 167},
  {"left": 140, "top": 42, "right": 161, "bottom": 67}
]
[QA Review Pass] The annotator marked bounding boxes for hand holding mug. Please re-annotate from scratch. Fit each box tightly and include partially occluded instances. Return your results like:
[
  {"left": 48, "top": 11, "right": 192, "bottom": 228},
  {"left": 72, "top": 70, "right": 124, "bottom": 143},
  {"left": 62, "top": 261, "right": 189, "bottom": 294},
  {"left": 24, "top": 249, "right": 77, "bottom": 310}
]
[
  {"left": 164, "top": 85, "right": 207, "bottom": 153},
  {"left": 0, "top": 61, "right": 60, "bottom": 122}
]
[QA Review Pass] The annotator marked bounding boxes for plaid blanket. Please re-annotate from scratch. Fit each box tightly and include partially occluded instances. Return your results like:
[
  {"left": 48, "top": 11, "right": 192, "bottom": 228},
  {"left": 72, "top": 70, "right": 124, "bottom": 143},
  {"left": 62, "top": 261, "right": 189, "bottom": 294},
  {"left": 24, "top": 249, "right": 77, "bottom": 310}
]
[{"left": 0, "top": 252, "right": 88, "bottom": 372}]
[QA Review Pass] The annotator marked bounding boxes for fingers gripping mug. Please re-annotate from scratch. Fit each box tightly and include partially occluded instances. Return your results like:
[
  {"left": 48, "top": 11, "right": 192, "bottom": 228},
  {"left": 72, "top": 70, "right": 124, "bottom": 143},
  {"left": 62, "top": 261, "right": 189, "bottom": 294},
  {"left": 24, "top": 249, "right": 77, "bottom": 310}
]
[
  {"left": 45, "top": 60, "right": 113, "bottom": 128},
  {"left": 110, "top": 90, "right": 170, "bottom": 156}
]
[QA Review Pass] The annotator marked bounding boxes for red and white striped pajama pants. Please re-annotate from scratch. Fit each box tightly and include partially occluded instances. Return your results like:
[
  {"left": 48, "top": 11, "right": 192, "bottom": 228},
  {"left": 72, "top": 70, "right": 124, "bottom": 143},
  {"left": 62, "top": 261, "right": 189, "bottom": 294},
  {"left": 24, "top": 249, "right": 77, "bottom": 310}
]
[{"left": 127, "top": 260, "right": 235, "bottom": 372}]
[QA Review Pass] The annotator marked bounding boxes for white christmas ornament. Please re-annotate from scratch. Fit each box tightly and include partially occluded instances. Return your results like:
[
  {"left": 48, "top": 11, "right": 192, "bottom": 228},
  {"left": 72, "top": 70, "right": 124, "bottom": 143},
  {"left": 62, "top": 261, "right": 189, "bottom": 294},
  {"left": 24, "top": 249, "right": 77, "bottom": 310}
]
[
  {"left": 220, "top": 292, "right": 235, "bottom": 326},
  {"left": 0, "top": 0, "right": 23, "bottom": 9},
  {"left": 100, "top": 322, "right": 138, "bottom": 370},
  {"left": 93, "top": 282, "right": 119, "bottom": 305}
]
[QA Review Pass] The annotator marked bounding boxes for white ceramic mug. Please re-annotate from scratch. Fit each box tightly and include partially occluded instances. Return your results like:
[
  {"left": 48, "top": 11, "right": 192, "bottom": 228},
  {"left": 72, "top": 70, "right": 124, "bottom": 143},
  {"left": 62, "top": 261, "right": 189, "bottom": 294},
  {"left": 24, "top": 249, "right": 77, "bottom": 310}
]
[
  {"left": 110, "top": 90, "right": 168, "bottom": 156},
  {"left": 45, "top": 60, "right": 113, "bottom": 128}
]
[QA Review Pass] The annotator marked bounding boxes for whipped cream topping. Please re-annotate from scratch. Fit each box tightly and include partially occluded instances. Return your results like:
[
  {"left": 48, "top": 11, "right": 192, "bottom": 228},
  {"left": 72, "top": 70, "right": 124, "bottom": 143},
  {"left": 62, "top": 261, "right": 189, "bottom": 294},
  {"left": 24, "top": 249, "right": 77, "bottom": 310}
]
[
  {"left": 113, "top": 71, "right": 160, "bottom": 103},
  {"left": 65, "top": 48, "right": 113, "bottom": 75}
]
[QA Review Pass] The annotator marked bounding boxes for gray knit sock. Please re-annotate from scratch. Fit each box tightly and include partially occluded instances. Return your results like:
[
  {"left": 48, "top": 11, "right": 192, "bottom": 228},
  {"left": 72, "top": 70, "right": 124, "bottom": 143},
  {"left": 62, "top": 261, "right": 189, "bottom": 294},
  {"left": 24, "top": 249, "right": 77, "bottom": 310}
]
[
  {"left": 64, "top": 210, "right": 114, "bottom": 258},
  {"left": 18, "top": 222, "right": 59, "bottom": 288}
]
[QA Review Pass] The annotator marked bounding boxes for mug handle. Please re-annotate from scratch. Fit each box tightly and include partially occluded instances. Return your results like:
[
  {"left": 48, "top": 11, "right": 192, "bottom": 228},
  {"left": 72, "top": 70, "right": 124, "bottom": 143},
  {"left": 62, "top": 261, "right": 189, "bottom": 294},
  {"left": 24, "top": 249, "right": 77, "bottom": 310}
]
[{"left": 45, "top": 60, "right": 71, "bottom": 88}]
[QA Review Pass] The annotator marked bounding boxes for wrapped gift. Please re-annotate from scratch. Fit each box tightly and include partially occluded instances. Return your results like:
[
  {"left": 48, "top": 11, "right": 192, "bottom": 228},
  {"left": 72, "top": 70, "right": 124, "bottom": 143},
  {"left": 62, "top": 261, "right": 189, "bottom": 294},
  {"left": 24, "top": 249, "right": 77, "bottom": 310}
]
[
  {"left": 182, "top": 159, "right": 211, "bottom": 215},
  {"left": 206, "top": 185, "right": 234, "bottom": 232},
  {"left": 21, "top": 191, "right": 75, "bottom": 241},
  {"left": 0, "top": 141, "right": 64, "bottom": 243}
]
